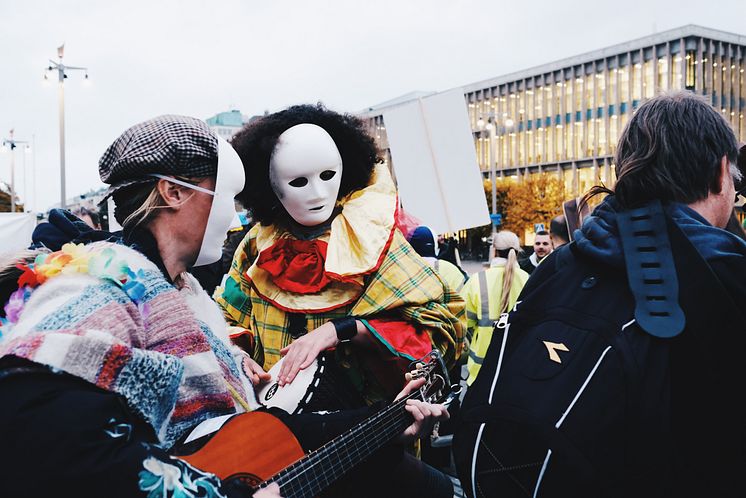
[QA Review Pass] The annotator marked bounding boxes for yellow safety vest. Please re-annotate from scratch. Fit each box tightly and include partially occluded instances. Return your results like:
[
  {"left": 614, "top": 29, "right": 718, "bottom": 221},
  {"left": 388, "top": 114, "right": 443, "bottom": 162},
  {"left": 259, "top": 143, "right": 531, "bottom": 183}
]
[
  {"left": 461, "top": 265, "right": 529, "bottom": 384},
  {"left": 432, "top": 259, "right": 466, "bottom": 294}
]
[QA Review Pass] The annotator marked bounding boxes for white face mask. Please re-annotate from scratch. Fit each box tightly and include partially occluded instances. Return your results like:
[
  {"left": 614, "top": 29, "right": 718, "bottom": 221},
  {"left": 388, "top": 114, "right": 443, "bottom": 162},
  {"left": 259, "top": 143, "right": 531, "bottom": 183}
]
[
  {"left": 269, "top": 123, "right": 343, "bottom": 227},
  {"left": 150, "top": 136, "right": 245, "bottom": 266}
]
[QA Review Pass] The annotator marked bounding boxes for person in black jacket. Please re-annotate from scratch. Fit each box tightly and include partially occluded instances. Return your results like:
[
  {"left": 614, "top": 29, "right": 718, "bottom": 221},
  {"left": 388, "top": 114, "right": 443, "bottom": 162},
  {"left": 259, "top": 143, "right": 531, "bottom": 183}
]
[{"left": 456, "top": 92, "right": 746, "bottom": 497}]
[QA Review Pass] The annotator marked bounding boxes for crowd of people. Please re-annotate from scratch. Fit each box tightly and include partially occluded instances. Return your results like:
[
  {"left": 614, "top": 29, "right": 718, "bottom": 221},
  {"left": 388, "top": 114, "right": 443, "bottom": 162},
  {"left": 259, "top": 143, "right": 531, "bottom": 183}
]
[{"left": 0, "top": 90, "right": 744, "bottom": 497}]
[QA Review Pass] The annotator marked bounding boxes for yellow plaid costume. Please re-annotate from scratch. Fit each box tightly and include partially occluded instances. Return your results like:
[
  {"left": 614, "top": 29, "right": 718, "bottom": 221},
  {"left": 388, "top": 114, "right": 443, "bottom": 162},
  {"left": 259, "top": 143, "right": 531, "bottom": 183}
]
[{"left": 215, "top": 166, "right": 465, "bottom": 402}]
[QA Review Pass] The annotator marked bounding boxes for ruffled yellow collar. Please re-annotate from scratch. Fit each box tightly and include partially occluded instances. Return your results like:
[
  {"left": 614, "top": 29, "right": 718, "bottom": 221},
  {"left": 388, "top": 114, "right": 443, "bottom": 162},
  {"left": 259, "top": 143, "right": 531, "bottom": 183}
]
[{"left": 247, "top": 164, "right": 398, "bottom": 312}]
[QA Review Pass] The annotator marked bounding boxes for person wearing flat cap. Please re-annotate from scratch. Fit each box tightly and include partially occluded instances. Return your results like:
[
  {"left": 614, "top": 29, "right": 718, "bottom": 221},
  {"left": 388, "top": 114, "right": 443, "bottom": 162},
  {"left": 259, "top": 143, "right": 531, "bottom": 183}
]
[
  {"left": 0, "top": 115, "right": 281, "bottom": 497},
  {"left": 0, "top": 115, "right": 448, "bottom": 498}
]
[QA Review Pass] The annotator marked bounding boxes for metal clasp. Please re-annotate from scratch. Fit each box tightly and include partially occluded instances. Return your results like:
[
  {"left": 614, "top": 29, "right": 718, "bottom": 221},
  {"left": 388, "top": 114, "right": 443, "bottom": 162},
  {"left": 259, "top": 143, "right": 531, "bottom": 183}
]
[{"left": 494, "top": 313, "right": 510, "bottom": 329}]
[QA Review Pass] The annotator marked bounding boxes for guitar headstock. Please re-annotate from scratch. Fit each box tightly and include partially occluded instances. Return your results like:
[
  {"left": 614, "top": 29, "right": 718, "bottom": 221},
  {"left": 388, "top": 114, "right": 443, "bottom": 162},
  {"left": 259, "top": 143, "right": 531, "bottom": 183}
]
[{"left": 405, "top": 350, "right": 461, "bottom": 406}]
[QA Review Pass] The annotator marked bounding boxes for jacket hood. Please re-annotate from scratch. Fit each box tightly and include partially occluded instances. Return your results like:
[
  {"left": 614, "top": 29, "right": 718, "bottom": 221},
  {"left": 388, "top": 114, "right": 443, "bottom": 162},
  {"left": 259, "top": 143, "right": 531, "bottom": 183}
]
[
  {"left": 574, "top": 196, "right": 746, "bottom": 266},
  {"left": 31, "top": 209, "right": 119, "bottom": 252},
  {"left": 31, "top": 208, "right": 171, "bottom": 282}
]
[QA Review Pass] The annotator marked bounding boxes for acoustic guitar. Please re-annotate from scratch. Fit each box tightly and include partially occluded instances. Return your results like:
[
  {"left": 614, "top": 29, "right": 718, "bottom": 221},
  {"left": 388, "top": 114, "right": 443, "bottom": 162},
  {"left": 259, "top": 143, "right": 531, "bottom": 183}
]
[{"left": 176, "top": 350, "right": 458, "bottom": 498}]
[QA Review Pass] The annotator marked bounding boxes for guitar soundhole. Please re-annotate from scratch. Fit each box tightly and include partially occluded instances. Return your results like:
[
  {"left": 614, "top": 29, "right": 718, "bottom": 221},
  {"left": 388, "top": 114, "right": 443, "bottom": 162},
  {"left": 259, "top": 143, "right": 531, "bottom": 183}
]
[
  {"left": 228, "top": 472, "right": 263, "bottom": 488},
  {"left": 264, "top": 383, "right": 279, "bottom": 401}
]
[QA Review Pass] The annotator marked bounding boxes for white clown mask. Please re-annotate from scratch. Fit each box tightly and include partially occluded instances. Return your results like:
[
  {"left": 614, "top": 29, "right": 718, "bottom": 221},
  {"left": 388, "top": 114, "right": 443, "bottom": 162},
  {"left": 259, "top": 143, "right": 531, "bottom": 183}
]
[
  {"left": 150, "top": 135, "right": 245, "bottom": 266},
  {"left": 269, "top": 123, "right": 343, "bottom": 227}
]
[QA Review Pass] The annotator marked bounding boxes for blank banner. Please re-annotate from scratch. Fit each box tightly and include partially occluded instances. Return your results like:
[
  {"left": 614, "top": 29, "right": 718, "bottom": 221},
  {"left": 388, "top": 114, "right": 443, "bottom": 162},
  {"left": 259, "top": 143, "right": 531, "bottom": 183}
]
[
  {"left": 383, "top": 89, "right": 490, "bottom": 235},
  {"left": 0, "top": 213, "right": 36, "bottom": 256}
]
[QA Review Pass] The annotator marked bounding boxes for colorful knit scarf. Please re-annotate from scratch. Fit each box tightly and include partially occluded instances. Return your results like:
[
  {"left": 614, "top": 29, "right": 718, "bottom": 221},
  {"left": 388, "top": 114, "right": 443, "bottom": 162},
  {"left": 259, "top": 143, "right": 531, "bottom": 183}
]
[{"left": 0, "top": 242, "right": 251, "bottom": 447}]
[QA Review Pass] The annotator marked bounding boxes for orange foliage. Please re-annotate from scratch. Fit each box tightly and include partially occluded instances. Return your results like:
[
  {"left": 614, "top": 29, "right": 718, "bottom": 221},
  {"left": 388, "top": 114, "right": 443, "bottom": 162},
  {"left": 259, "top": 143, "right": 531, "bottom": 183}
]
[{"left": 483, "top": 174, "right": 565, "bottom": 241}]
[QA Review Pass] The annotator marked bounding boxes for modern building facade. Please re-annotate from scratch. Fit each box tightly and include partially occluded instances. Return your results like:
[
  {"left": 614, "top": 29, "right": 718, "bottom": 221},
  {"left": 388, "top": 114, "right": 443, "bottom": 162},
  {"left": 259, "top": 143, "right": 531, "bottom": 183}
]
[
  {"left": 206, "top": 110, "right": 249, "bottom": 140},
  {"left": 362, "top": 25, "right": 746, "bottom": 199}
]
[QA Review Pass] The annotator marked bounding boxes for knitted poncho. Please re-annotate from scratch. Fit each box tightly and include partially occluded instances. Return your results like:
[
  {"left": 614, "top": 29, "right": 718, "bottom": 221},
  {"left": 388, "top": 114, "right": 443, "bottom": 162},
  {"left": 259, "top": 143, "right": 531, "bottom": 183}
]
[{"left": 0, "top": 242, "right": 257, "bottom": 448}]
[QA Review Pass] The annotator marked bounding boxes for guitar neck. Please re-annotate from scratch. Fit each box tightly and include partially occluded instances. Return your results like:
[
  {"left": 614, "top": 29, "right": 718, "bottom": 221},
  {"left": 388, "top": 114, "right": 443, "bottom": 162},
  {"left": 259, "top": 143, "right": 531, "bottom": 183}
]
[{"left": 263, "top": 394, "right": 416, "bottom": 498}]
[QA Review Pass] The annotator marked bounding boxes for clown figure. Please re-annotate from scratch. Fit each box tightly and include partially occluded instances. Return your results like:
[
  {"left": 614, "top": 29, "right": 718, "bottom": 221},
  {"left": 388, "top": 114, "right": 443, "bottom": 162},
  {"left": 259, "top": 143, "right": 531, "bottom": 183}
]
[{"left": 216, "top": 104, "right": 465, "bottom": 404}]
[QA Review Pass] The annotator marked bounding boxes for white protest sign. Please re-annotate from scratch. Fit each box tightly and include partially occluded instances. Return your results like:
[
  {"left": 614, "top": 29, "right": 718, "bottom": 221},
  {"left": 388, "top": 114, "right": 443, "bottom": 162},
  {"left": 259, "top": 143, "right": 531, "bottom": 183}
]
[
  {"left": 0, "top": 213, "right": 36, "bottom": 255},
  {"left": 382, "top": 89, "right": 490, "bottom": 234}
]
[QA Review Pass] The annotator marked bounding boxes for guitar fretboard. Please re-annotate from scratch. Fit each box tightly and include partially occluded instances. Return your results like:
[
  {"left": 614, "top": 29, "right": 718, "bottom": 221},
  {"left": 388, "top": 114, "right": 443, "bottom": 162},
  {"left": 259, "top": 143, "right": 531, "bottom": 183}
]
[{"left": 261, "top": 392, "right": 418, "bottom": 498}]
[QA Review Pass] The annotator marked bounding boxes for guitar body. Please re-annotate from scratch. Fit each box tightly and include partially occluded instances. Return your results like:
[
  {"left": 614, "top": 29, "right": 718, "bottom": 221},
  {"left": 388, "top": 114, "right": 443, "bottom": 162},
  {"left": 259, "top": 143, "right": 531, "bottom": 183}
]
[
  {"left": 174, "top": 351, "right": 454, "bottom": 498},
  {"left": 179, "top": 412, "right": 305, "bottom": 487}
]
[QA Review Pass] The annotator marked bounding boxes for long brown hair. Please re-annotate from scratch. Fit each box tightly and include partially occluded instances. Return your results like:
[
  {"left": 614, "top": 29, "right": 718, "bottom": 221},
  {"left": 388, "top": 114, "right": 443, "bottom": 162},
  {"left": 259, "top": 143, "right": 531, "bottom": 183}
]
[
  {"left": 111, "top": 176, "right": 207, "bottom": 230},
  {"left": 582, "top": 91, "right": 739, "bottom": 210}
]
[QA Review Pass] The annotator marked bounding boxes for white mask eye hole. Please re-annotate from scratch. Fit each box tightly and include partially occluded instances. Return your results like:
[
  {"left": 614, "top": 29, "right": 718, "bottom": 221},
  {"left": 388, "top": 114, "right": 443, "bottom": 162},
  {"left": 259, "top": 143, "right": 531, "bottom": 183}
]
[
  {"left": 288, "top": 177, "right": 309, "bottom": 188},
  {"left": 320, "top": 170, "right": 337, "bottom": 181}
]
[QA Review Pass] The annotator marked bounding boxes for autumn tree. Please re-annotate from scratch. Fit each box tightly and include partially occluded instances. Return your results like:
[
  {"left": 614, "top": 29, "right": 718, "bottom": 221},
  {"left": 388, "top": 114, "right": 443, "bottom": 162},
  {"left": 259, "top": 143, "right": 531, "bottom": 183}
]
[
  {"left": 502, "top": 175, "right": 565, "bottom": 239},
  {"left": 463, "top": 174, "right": 566, "bottom": 258},
  {"left": 478, "top": 174, "right": 565, "bottom": 242},
  {"left": 482, "top": 178, "right": 511, "bottom": 221}
]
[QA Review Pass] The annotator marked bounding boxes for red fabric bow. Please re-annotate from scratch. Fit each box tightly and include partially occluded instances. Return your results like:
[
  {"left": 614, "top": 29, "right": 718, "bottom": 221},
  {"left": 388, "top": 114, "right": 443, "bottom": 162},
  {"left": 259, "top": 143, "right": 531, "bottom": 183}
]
[{"left": 256, "top": 239, "right": 332, "bottom": 294}]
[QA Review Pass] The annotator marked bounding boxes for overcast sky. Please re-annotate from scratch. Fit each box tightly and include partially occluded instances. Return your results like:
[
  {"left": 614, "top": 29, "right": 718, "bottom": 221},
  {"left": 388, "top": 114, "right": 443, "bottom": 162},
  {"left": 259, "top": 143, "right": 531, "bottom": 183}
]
[{"left": 1, "top": 0, "right": 743, "bottom": 211}]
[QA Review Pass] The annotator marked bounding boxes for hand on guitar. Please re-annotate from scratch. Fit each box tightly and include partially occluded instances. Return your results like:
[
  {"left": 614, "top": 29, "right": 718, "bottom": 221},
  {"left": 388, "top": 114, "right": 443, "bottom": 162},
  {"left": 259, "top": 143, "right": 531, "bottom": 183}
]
[
  {"left": 253, "top": 482, "right": 281, "bottom": 498},
  {"left": 278, "top": 321, "right": 340, "bottom": 386},
  {"left": 241, "top": 353, "right": 271, "bottom": 386},
  {"left": 395, "top": 377, "right": 450, "bottom": 444}
]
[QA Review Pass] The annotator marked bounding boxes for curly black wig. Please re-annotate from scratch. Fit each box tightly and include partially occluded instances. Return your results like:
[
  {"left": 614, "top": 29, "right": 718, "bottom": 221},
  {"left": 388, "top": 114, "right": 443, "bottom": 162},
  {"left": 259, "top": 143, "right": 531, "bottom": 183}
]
[{"left": 231, "top": 103, "right": 381, "bottom": 226}]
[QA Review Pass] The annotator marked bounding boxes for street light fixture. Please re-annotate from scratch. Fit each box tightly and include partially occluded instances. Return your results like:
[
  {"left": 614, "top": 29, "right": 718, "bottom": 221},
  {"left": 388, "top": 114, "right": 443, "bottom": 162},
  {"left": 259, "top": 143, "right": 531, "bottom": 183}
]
[
  {"left": 477, "top": 116, "right": 498, "bottom": 253},
  {"left": 478, "top": 114, "right": 516, "bottom": 259},
  {"left": 484, "top": 126, "right": 496, "bottom": 229},
  {"left": 2, "top": 129, "right": 29, "bottom": 212},
  {"left": 45, "top": 44, "right": 89, "bottom": 209}
]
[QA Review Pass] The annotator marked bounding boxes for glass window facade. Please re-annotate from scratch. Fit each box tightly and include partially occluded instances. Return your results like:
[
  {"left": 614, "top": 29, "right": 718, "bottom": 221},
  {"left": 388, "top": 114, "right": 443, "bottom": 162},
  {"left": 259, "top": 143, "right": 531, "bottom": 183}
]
[{"left": 365, "top": 32, "right": 746, "bottom": 198}]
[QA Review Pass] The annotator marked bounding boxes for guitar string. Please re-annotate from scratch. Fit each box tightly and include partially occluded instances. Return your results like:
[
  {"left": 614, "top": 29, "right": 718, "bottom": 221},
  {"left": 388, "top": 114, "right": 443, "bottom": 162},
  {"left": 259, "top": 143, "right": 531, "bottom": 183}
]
[
  {"left": 268, "top": 392, "right": 414, "bottom": 491},
  {"left": 294, "top": 410, "right": 409, "bottom": 497},
  {"left": 278, "top": 376, "right": 446, "bottom": 493},
  {"left": 269, "top": 381, "right": 446, "bottom": 498},
  {"left": 275, "top": 402, "right": 413, "bottom": 498},
  {"left": 264, "top": 407, "right": 407, "bottom": 498},
  {"left": 304, "top": 407, "right": 412, "bottom": 496},
  {"left": 257, "top": 366, "right": 445, "bottom": 497},
  {"left": 291, "top": 404, "right": 408, "bottom": 485},
  {"left": 270, "top": 386, "right": 418, "bottom": 479},
  {"left": 266, "top": 360, "right": 439, "bottom": 488},
  {"left": 260, "top": 391, "right": 418, "bottom": 498}
]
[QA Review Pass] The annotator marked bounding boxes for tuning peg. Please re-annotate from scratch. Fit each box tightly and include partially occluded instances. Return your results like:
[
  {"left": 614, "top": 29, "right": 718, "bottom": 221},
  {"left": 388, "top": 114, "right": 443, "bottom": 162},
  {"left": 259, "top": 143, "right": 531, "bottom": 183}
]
[
  {"left": 405, "top": 372, "right": 413, "bottom": 382},
  {"left": 416, "top": 362, "right": 424, "bottom": 370}
]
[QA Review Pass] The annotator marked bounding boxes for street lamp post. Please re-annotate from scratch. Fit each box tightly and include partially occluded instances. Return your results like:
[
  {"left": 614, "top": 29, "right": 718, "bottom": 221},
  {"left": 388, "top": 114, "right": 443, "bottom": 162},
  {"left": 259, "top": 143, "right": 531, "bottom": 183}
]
[
  {"left": 479, "top": 119, "right": 499, "bottom": 217},
  {"left": 22, "top": 142, "right": 32, "bottom": 212},
  {"left": 2, "top": 129, "right": 29, "bottom": 212},
  {"left": 31, "top": 134, "right": 36, "bottom": 212},
  {"left": 478, "top": 113, "right": 514, "bottom": 261},
  {"left": 485, "top": 122, "right": 497, "bottom": 239},
  {"left": 45, "top": 44, "right": 88, "bottom": 209}
]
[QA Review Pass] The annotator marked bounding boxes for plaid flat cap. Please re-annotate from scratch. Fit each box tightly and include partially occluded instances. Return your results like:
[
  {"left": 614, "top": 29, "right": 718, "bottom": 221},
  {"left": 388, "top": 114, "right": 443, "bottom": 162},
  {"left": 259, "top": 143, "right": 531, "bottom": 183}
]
[{"left": 99, "top": 115, "right": 219, "bottom": 199}]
